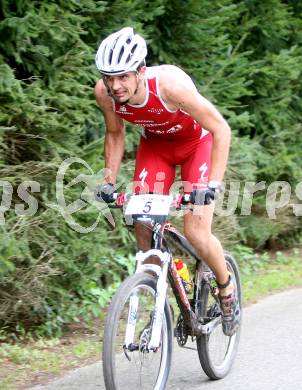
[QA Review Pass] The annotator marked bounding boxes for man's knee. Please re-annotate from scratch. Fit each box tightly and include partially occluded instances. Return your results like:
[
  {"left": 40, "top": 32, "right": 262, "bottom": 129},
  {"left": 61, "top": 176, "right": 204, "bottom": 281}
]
[{"left": 184, "top": 222, "right": 211, "bottom": 247}]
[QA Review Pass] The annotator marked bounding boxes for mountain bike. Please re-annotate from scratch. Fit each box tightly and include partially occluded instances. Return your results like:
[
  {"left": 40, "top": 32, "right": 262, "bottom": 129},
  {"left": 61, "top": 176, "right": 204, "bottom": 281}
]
[{"left": 102, "top": 193, "right": 241, "bottom": 390}]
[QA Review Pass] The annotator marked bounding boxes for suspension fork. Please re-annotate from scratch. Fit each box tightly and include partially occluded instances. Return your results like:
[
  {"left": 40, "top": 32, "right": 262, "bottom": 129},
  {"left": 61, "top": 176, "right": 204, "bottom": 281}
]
[
  {"left": 124, "top": 249, "right": 171, "bottom": 350},
  {"left": 124, "top": 290, "right": 139, "bottom": 349},
  {"left": 148, "top": 252, "right": 170, "bottom": 350}
]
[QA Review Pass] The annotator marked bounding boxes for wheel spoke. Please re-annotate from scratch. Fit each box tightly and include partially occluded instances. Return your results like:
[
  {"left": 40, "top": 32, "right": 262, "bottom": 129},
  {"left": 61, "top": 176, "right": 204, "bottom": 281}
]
[
  {"left": 103, "top": 274, "right": 172, "bottom": 390},
  {"left": 196, "top": 253, "right": 241, "bottom": 379}
]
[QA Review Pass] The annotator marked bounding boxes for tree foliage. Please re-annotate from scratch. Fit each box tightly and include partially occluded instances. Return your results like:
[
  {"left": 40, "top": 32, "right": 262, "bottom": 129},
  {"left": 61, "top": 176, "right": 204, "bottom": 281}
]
[{"left": 0, "top": 0, "right": 301, "bottom": 335}]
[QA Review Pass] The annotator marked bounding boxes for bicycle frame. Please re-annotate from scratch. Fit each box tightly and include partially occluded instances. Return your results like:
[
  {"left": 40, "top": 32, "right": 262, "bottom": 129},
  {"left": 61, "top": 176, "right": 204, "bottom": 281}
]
[
  {"left": 164, "top": 224, "right": 221, "bottom": 335},
  {"left": 103, "top": 193, "right": 241, "bottom": 390},
  {"left": 103, "top": 193, "right": 241, "bottom": 389},
  {"left": 108, "top": 193, "right": 221, "bottom": 352},
  {"left": 123, "top": 220, "right": 219, "bottom": 352}
]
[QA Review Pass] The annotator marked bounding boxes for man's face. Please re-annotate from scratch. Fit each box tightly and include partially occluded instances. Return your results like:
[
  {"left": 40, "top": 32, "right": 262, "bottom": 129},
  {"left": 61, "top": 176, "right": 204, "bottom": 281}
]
[{"left": 104, "top": 72, "right": 139, "bottom": 103}]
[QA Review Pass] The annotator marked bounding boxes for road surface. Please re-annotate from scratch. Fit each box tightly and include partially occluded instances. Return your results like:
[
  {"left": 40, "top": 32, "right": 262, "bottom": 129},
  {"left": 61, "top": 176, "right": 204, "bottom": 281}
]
[{"left": 30, "top": 288, "right": 302, "bottom": 390}]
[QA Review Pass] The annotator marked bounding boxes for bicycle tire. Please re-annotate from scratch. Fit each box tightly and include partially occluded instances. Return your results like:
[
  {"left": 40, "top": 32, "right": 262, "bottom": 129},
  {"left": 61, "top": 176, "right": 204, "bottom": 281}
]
[
  {"left": 102, "top": 272, "right": 173, "bottom": 390},
  {"left": 196, "top": 252, "right": 242, "bottom": 379}
]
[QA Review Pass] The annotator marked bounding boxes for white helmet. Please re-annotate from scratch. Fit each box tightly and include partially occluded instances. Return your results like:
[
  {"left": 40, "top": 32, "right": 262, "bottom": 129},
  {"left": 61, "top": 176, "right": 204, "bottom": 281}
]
[{"left": 95, "top": 27, "right": 147, "bottom": 76}]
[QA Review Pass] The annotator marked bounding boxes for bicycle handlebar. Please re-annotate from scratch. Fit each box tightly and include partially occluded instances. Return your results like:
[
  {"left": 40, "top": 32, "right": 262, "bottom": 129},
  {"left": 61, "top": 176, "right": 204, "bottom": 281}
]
[{"left": 108, "top": 193, "right": 191, "bottom": 209}]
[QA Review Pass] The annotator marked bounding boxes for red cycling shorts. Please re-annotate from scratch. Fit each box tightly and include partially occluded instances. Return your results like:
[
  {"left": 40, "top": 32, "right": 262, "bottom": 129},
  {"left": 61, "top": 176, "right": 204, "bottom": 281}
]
[{"left": 132, "top": 133, "right": 212, "bottom": 194}]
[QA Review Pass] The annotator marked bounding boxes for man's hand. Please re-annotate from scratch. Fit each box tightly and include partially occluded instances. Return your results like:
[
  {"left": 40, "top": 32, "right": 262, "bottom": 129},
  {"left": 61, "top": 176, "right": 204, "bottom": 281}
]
[
  {"left": 190, "top": 182, "right": 222, "bottom": 205},
  {"left": 95, "top": 183, "right": 116, "bottom": 203}
]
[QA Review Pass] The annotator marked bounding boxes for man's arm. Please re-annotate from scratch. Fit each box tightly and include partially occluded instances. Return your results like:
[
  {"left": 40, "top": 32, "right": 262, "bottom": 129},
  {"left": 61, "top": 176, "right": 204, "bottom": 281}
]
[
  {"left": 94, "top": 80, "right": 125, "bottom": 184},
  {"left": 159, "top": 66, "right": 231, "bottom": 183}
]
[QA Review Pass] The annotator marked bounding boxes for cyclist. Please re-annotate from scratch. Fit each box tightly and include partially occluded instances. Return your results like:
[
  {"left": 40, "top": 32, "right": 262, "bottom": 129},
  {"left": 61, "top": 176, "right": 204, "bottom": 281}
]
[{"left": 94, "top": 27, "right": 240, "bottom": 336}]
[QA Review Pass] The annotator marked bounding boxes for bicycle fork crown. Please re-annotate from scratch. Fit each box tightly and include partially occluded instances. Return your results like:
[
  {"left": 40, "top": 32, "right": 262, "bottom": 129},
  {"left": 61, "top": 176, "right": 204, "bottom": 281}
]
[{"left": 135, "top": 249, "right": 171, "bottom": 275}]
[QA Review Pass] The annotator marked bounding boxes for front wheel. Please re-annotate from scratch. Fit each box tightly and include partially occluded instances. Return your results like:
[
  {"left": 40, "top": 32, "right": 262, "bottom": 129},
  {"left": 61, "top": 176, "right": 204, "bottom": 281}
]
[
  {"left": 196, "top": 252, "right": 242, "bottom": 379},
  {"left": 102, "top": 273, "right": 173, "bottom": 390}
]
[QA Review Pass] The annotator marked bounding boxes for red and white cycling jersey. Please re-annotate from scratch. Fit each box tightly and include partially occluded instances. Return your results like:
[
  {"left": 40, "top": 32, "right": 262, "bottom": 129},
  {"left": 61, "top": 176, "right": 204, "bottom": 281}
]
[
  {"left": 113, "top": 67, "right": 209, "bottom": 141},
  {"left": 113, "top": 67, "right": 212, "bottom": 193}
]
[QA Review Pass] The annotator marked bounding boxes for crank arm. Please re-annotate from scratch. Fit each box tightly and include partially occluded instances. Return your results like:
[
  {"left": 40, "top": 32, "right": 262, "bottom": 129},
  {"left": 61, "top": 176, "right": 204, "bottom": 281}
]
[{"left": 200, "top": 316, "right": 221, "bottom": 334}]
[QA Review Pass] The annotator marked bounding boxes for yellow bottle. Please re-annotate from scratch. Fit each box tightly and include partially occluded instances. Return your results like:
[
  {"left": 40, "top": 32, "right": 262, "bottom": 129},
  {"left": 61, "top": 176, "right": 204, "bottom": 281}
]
[{"left": 174, "top": 258, "right": 192, "bottom": 293}]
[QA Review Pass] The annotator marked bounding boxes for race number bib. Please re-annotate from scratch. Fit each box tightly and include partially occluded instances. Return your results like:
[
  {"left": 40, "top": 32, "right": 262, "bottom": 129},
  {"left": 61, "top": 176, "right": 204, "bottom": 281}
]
[{"left": 125, "top": 194, "right": 173, "bottom": 216}]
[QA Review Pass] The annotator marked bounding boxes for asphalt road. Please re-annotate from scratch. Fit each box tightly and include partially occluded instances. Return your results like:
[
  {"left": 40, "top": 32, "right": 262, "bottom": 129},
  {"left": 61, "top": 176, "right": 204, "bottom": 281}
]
[{"left": 30, "top": 288, "right": 302, "bottom": 390}]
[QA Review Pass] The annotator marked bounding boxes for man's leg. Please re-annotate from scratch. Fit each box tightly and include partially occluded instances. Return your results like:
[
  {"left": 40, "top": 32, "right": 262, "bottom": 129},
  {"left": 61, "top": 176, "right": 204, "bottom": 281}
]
[
  {"left": 183, "top": 203, "right": 232, "bottom": 295},
  {"left": 184, "top": 203, "right": 240, "bottom": 336},
  {"left": 134, "top": 222, "right": 161, "bottom": 266},
  {"left": 134, "top": 222, "right": 153, "bottom": 251}
]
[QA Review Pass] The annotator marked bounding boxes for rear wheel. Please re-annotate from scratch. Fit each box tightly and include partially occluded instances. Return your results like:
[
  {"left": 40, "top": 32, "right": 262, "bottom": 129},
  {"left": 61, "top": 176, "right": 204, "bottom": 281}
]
[
  {"left": 103, "top": 273, "right": 173, "bottom": 390},
  {"left": 196, "top": 252, "right": 242, "bottom": 379}
]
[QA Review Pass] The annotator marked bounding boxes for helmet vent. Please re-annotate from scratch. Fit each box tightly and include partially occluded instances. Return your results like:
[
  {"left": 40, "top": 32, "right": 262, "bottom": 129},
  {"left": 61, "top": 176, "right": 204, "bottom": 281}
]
[
  {"left": 118, "top": 46, "right": 124, "bottom": 63},
  {"left": 95, "top": 27, "right": 147, "bottom": 75},
  {"left": 131, "top": 44, "right": 138, "bottom": 53},
  {"left": 109, "top": 49, "right": 113, "bottom": 65}
]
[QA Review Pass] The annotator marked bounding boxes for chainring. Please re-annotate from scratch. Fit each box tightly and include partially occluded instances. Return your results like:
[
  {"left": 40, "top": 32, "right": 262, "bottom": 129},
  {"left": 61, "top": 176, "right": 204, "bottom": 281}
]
[{"left": 175, "top": 313, "right": 188, "bottom": 347}]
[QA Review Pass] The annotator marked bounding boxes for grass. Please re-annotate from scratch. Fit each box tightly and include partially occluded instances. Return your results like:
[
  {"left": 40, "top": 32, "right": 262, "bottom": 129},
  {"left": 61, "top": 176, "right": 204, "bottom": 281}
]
[
  {"left": 236, "top": 247, "right": 302, "bottom": 303},
  {"left": 0, "top": 248, "right": 302, "bottom": 390},
  {"left": 0, "top": 328, "right": 102, "bottom": 390},
  {"left": 242, "top": 259, "right": 302, "bottom": 303}
]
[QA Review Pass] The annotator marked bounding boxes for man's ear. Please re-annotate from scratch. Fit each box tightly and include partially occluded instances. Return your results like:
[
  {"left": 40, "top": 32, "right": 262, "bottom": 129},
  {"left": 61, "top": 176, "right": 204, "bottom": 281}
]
[{"left": 138, "top": 66, "right": 147, "bottom": 80}]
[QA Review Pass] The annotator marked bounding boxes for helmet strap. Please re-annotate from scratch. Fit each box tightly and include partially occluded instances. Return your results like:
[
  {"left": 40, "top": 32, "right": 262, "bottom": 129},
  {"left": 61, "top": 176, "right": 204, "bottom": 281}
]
[
  {"left": 133, "top": 72, "right": 140, "bottom": 95},
  {"left": 102, "top": 76, "right": 114, "bottom": 98}
]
